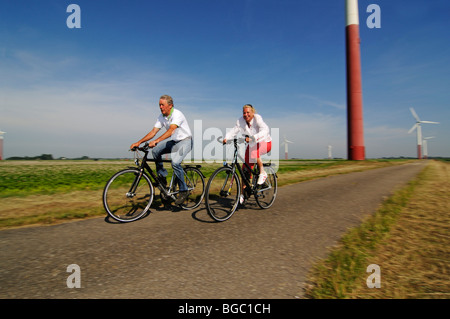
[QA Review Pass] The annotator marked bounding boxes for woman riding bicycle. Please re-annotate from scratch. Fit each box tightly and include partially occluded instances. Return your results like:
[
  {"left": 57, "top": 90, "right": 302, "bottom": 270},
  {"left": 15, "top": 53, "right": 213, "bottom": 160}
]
[{"left": 223, "top": 104, "right": 272, "bottom": 202}]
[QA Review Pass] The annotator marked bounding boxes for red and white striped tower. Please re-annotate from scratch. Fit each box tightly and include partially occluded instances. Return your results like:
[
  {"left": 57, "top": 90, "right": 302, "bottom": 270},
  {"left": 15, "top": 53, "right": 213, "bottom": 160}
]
[
  {"left": 0, "top": 131, "right": 5, "bottom": 160},
  {"left": 346, "top": 0, "right": 365, "bottom": 160}
]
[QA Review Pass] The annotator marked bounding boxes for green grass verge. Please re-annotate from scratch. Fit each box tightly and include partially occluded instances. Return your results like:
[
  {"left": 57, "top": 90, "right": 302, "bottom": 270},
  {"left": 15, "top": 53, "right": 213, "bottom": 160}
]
[{"left": 303, "top": 165, "right": 427, "bottom": 298}]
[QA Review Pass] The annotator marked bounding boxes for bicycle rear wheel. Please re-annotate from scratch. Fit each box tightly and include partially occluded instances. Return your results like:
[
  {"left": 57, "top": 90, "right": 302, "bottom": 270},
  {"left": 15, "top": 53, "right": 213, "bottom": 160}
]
[
  {"left": 178, "top": 167, "right": 205, "bottom": 210},
  {"left": 205, "top": 167, "right": 241, "bottom": 222},
  {"left": 103, "top": 169, "right": 154, "bottom": 222},
  {"left": 254, "top": 166, "right": 277, "bottom": 209}
]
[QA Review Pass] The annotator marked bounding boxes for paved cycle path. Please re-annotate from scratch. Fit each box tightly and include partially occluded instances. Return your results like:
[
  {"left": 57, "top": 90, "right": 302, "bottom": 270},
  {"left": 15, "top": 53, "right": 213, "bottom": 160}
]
[{"left": 0, "top": 162, "right": 426, "bottom": 299}]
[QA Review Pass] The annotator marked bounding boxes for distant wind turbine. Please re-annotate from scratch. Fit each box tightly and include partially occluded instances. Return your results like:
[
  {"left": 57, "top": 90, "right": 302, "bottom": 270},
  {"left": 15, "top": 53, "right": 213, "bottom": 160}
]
[
  {"left": 422, "top": 136, "right": 435, "bottom": 159},
  {"left": 280, "top": 136, "right": 294, "bottom": 160},
  {"left": 328, "top": 144, "right": 333, "bottom": 160},
  {"left": 408, "top": 107, "right": 439, "bottom": 159}
]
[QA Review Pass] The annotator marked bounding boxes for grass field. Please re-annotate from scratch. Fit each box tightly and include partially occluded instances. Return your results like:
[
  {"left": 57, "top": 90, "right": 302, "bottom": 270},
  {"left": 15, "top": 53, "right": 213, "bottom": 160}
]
[{"left": 0, "top": 158, "right": 410, "bottom": 229}]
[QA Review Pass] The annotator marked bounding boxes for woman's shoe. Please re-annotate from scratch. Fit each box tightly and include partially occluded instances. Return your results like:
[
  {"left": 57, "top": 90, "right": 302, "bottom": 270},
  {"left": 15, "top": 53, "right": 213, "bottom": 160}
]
[{"left": 257, "top": 171, "right": 267, "bottom": 185}]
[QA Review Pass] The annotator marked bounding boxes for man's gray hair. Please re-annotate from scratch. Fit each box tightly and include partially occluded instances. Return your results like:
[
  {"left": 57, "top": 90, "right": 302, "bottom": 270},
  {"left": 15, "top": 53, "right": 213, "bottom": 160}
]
[{"left": 160, "top": 95, "right": 174, "bottom": 106}]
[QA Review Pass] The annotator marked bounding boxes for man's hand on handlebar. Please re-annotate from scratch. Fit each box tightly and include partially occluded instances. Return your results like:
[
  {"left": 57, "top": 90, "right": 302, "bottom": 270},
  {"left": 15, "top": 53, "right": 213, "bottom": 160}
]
[
  {"left": 148, "top": 140, "right": 158, "bottom": 148},
  {"left": 130, "top": 141, "right": 157, "bottom": 151},
  {"left": 130, "top": 142, "right": 141, "bottom": 151}
]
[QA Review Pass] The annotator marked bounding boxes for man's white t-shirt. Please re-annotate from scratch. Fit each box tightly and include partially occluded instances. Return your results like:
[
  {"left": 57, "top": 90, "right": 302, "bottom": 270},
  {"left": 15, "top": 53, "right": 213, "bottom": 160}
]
[{"left": 154, "top": 108, "right": 192, "bottom": 142}]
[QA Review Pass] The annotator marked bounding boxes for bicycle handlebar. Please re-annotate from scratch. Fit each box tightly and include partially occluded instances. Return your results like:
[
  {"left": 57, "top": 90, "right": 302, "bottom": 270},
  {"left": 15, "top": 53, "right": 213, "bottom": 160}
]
[
  {"left": 217, "top": 136, "right": 248, "bottom": 145},
  {"left": 130, "top": 142, "right": 152, "bottom": 152}
]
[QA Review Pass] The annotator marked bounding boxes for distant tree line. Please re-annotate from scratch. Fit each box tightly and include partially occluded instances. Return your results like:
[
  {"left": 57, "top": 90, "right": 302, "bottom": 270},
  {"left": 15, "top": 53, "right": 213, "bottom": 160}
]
[
  {"left": 6, "top": 154, "right": 95, "bottom": 161},
  {"left": 7, "top": 154, "right": 54, "bottom": 160}
]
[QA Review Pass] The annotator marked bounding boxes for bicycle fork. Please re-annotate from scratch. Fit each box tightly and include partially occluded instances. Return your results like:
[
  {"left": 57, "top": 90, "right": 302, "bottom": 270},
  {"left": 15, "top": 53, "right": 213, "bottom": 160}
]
[
  {"left": 220, "top": 168, "right": 237, "bottom": 197},
  {"left": 127, "top": 170, "right": 144, "bottom": 198}
]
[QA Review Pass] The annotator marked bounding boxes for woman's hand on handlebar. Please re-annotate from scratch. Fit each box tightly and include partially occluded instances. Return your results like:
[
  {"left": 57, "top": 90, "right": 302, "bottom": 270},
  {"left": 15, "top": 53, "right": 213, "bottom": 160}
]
[
  {"left": 218, "top": 136, "right": 248, "bottom": 145},
  {"left": 244, "top": 135, "right": 255, "bottom": 143},
  {"left": 217, "top": 136, "right": 226, "bottom": 144}
]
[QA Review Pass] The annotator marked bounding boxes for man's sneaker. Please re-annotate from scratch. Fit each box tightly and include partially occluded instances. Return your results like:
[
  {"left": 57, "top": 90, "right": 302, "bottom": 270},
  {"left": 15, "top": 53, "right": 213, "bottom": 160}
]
[
  {"left": 175, "top": 191, "right": 189, "bottom": 205},
  {"left": 257, "top": 171, "right": 268, "bottom": 185},
  {"left": 239, "top": 194, "right": 245, "bottom": 205}
]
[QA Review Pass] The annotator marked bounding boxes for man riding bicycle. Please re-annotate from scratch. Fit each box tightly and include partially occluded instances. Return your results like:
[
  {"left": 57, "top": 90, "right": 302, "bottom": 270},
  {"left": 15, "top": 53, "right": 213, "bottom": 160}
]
[{"left": 130, "top": 95, "right": 192, "bottom": 205}]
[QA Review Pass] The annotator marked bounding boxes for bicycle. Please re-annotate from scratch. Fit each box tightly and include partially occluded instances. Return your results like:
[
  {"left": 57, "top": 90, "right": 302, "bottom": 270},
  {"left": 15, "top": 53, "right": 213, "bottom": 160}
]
[
  {"left": 204, "top": 137, "right": 277, "bottom": 222},
  {"left": 103, "top": 142, "right": 205, "bottom": 223}
]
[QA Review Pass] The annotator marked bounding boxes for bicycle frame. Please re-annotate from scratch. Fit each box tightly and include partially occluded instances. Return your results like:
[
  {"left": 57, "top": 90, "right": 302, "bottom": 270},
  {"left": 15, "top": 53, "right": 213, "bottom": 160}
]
[
  {"left": 225, "top": 138, "right": 273, "bottom": 195},
  {"left": 223, "top": 139, "right": 257, "bottom": 194},
  {"left": 132, "top": 146, "right": 199, "bottom": 200}
]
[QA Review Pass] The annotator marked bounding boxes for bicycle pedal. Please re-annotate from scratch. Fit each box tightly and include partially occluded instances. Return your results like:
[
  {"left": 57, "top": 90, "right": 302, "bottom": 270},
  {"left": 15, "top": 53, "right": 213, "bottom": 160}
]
[{"left": 220, "top": 190, "right": 229, "bottom": 197}]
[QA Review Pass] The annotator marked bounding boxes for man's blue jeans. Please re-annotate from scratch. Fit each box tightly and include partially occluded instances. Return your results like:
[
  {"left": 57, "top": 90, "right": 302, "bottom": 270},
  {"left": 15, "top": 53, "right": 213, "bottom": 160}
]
[{"left": 151, "top": 137, "right": 192, "bottom": 192}]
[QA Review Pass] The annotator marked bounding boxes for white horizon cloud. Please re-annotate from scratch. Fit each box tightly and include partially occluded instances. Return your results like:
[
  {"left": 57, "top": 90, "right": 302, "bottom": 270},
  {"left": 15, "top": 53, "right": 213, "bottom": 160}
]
[
  {"left": 1, "top": 80, "right": 440, "bottom": 160},
  {"left": 1, "top": 49, "right": 448, "bottom": 160}
]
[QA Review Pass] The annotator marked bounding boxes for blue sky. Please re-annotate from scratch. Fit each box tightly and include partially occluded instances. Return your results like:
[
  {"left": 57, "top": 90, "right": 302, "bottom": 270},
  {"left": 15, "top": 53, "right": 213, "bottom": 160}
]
[{"left": 1, "top": 0, "right": 449, "bottom": 159}]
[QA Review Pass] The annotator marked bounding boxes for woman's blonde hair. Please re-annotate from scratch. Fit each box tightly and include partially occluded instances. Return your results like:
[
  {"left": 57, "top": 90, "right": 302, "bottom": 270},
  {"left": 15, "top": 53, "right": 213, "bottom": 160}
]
[{"left": 243, "top": 104, "right": 256, "bottom": 113}]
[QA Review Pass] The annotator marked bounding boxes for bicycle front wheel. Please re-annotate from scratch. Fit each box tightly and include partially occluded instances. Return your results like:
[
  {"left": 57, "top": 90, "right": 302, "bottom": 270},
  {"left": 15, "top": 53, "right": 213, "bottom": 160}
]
[
  {"left": 205, "top": 167, "right": 240, "bottom": 222},
  {"left": 179, "top": 167, "right": 205, "bottom": 210},
  {"left": 254, "top": 166, "right": 277, "bottom": 209},
  {"left": 103, "top": 169, "right": 154, "bottom": 222}
]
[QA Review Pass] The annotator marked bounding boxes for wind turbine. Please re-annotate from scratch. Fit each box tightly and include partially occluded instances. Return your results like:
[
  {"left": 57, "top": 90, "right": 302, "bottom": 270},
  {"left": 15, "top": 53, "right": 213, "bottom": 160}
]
[
  {"left": 328, "top": 144, "right": 333, "bottom": 160},
  {"left": 0, "top": 130, "right": 5, "bottom": 161},
  {"left": 280, "top": 136, "right": 294, "bottom": 160},
  {"left": 422, "top": 136, "right": 435, "bottom": 159},
  {"left": 408, "top": 107, "right": 439, "bottom": 159}
]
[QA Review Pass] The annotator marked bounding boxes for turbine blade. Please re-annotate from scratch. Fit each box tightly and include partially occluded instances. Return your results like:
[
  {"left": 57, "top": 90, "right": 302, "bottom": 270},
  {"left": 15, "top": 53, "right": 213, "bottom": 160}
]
[
  {"left": 410, "top": 107, "right": 421, "bottom": 122},
  {"left": 408, "top": 124, "right": 418, "bottom": 134},
  {"left": 420, "top": 121, "right": 439, "bottom": 124}
]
